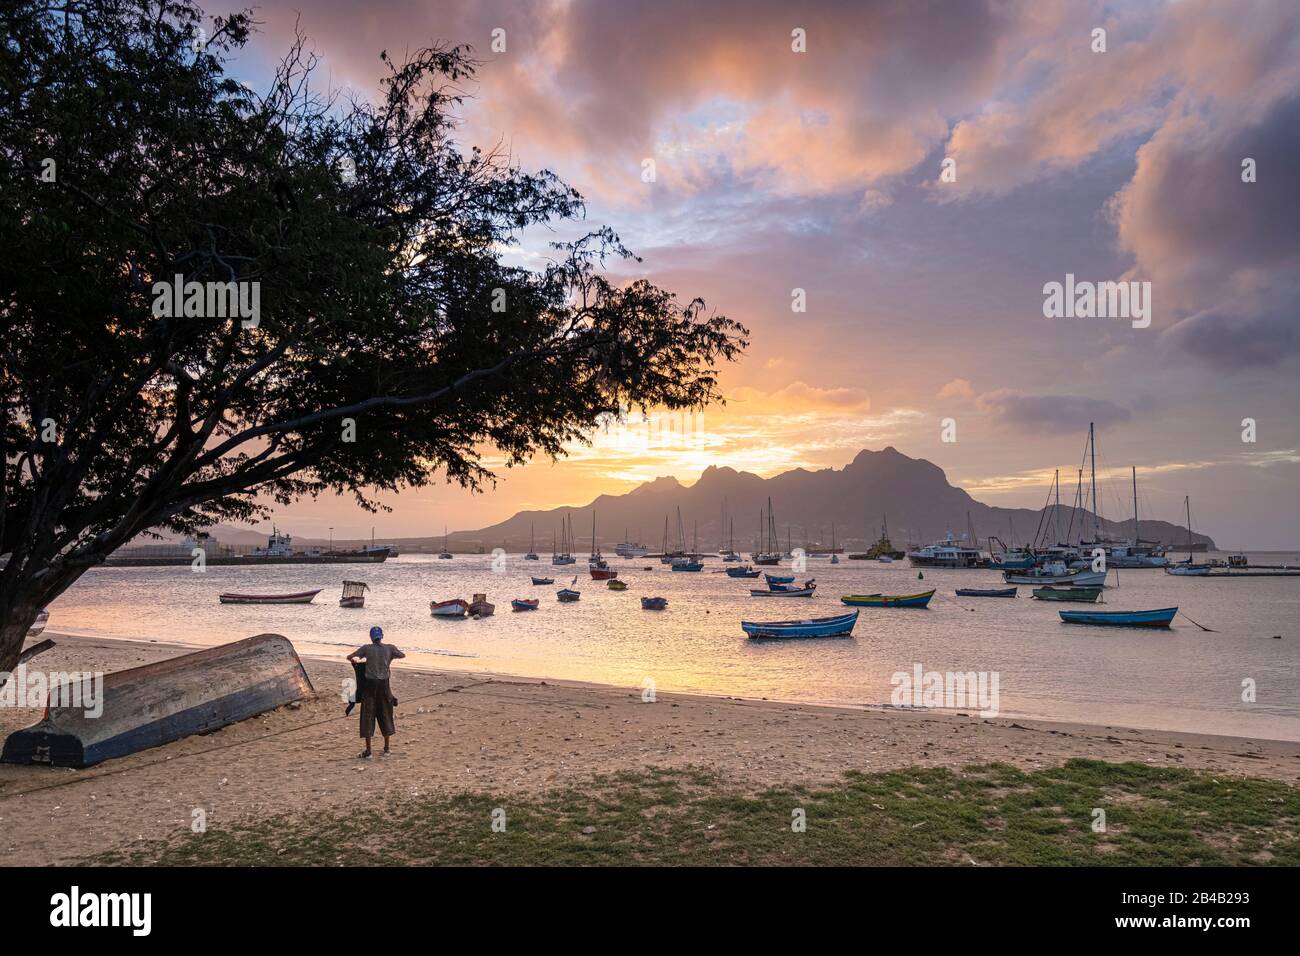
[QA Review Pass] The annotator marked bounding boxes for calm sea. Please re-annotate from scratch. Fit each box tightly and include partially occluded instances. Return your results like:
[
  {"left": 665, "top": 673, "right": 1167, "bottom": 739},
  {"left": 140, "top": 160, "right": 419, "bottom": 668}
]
[{"left": 45, "top": 551, "right": 1300, "bottom": 741}]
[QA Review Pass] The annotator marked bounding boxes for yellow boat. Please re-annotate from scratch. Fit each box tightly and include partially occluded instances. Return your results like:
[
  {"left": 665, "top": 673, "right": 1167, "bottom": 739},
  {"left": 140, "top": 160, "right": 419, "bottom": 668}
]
[
  {"left": 840, "top": 589, "right": 935, "bottom": 608},
  {"left": 606, "top": 579, "right": 628, "bottom": 590}
]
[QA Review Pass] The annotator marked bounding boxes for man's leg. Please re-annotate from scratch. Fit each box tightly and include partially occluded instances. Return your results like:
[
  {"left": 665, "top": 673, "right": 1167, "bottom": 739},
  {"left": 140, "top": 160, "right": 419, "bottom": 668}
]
[{"left": 361, "top": 736, "right": 372, "bottom": 757}]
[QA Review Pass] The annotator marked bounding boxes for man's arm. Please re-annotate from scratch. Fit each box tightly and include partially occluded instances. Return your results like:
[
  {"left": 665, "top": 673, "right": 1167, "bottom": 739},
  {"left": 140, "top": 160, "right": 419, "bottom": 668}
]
[
  {"left": 391, "top": 646, "right": 406, "bottom": 659},
  {"left": 347, "top": 646, "right": 367, "bottom": 664}
]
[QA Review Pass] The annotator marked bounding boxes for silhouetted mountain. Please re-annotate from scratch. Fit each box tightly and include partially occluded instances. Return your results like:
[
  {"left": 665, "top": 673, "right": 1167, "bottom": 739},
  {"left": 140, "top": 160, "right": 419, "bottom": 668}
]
[{"left": 435, "top": 447, "right": 1215, "bottom": 553}]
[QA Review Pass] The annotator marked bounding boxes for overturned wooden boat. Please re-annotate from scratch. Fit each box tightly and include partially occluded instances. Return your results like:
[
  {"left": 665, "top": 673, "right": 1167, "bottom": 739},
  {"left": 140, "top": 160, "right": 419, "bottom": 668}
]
[
  {"left": 640, "top": 596, "right": 668, "bottom": 610},
  {"left": 339, "top": 580, "right": 368, "bottom": 608},
  {"left": 955, "top": 587, "right": 1017, "bottom": 598},
  {"left": 841, "top": 589, "right": 935, "bottom": 608},
  {"left": 1059, "top": 607, "right": 1177, "bottom": 628},
  {"left": 1, "top": 633, "right": 313, "bottom": 768},
  {"left": 511, "top": 598, "right": 540, "bottom": 612},
  {"left": 219, "top": 589, "right": 321, "bottom": 605},
  {"left": 742, "top": 610, "right": 859, "bottom": 639}
]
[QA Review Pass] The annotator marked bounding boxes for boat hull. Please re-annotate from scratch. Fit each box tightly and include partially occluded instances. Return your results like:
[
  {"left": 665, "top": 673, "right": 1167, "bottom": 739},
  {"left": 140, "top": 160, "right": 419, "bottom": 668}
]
[
  {"left": 557, "top": 589, "right": 581, "bottom": 602},
  {"left": 1032, "top": 586, "right": 1102, "bottom": 602},
  {"left": 841, "top": 589, "right": 935, "bottom": 608},
  {"left": 1059, "top": 607, "right": 1178, "bottom": 628},
  {"left": 750, "top": 586, "right": 816, "bottom": 597},
  {"left": 530, "top": 577, "right": 555, "bottom": 585},
  {"left": 430, "top": 599, "right": 469, "bottom": 617},
  {"left": 590, "top": 568, "right": 618, "bottom": 580},
  {"left": 955, "top": 588, "right": 1017, "bottom": 598},
  {"left": 1, "top": 634, "right": 313, "bottom": 768},
  {"left": 742, "top": 610, "right": 859, "bottom": 639},
  {"left": 219, "top": 589, "right": 321, "bottom": 605},
  {"left": 1002, "top": 569, "right": 1107, "bottom": 586},
  {"left": 511, "top": 599, "right": 539, "bottom": 612},
  {"left": 640, "top": 597, "right": 668, "bottom": 610}
]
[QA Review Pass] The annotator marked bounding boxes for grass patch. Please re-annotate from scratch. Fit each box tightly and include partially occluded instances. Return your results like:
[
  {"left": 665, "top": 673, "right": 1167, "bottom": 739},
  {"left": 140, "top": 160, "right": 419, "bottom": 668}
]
[{"left": 90, "top": 760, "right": 1300, "bottom": 866}]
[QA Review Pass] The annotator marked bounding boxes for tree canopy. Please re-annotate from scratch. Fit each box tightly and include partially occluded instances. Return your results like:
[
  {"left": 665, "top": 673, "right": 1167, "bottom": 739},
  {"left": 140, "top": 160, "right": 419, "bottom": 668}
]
[{"left": 0, "top": 0, "right": 746, "bottom": 669}]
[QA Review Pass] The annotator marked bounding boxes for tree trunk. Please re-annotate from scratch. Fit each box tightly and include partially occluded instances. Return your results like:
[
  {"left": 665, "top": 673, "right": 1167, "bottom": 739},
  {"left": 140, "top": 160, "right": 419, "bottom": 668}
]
[{"left": 0, "top": 599, "right": 43, "bottom": 675}]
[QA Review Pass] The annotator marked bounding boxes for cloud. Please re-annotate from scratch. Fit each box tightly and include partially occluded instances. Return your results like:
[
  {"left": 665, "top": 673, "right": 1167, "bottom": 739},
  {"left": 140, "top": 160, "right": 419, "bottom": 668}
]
[
  {"left": 937, "top": 378, "right": 974, "bottom": 400},
  {"left": 975, "top": 388, "right": 1130, "bottom": 433},
  {"left": 729, "top": 381, "right": 870, "bottom": 413},
  {"left": 1107, "top": 90, "right": 1300, "bottom": 366}
]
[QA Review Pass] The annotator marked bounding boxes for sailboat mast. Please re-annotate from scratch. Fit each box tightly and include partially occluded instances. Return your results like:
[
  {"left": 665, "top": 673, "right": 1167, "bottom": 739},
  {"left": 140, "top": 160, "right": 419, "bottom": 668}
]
[
  {"left": 1132, "top": 466, "right": 1139, "bottom": 545},
  {"left": 1089, "top": 421, "right": 1099, "bottom": 540}
]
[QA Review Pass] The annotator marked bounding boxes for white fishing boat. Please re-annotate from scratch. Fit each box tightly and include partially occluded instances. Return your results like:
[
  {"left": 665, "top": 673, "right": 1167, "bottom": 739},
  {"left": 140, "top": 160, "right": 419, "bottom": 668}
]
[
  {"left": 1002, "top": 561, "right": 1106, "bottom": 586},
  {"left": 430, "top": 598, "right": 469, "bottom": 617},
  {"left": 907, "top": 531, "right": 985, "bottom": 568}
]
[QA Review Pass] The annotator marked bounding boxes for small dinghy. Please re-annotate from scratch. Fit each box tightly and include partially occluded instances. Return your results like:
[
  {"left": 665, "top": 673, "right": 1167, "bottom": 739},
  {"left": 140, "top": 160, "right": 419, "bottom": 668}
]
[
  {"left": 1060, "top": 607, "right": 1178, "bottom": 628},
  {"left": 640, "top": 596, "right": 668, "bottom": 610},
  {"left": 219, "top": 589, "right": 321, "bottom": 605},
  {"left": 530, "top": 576, "right": 555, "bottom": 585},
  {"left": 339, "top": 580, "right": 368, "bottom": 608},
  {"left": 468, "top": 593, "right": 495, "bottom": 617},
  {"left": 726, "top": 565, "right": 761, "bottom": 578},
  {"left": 955, "top": 587, "right": 1017, "bottom": 598},
  {"left": 557, "top": 588, "right": 581, "bottom": 602},
  {"left": 606, "top": 579, "right": 628, "bottom": 590},
  {"left": 764, "top": 573, "right": 795, "bottom": 585},
  {"left": 742, "top": 610, "right": 859, "bottom": 639},
  {"left": 511, "top": 598, "right": 540, "bottom": 612},
  {"left": 430, "top": 598, "right": 469, "bottom": 617},
  {"left": 750, "top": 580, "right": 816, "bottom": 597},
  {"left": 1032, "top": 585, "right": 1102, "bottom": 603},
  {"left": 841, "top": 589, "right": 935, "bottom": 608}
]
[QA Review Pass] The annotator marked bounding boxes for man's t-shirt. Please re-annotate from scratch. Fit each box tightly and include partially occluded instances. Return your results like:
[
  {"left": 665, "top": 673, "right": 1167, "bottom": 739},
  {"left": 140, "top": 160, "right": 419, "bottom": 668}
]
[{"left": 352, "top": 642, "right": 405, "bottom": 680}]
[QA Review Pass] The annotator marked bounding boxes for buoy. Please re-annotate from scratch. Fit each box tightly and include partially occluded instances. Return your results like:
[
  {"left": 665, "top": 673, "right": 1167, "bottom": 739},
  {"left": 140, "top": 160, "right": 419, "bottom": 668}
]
[{"left": 918, "top": 571, "right": 924, "bottom": 580}]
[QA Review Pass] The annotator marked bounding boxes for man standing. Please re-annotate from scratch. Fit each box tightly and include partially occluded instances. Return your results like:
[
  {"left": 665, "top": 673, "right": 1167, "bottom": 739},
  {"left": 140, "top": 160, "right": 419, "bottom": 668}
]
[{"left": 347, "top": 626, "right": 405, "bottom": 758}]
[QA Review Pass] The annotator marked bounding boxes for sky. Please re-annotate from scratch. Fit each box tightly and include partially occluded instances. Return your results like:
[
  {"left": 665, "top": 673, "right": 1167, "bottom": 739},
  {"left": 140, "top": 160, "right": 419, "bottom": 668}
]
[{"left": 225, "top": 0, "right": 1299, "bottom": 548}]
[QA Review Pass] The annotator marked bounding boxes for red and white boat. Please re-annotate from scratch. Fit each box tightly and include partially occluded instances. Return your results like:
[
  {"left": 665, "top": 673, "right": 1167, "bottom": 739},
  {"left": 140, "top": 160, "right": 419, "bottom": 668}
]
[
  {"left": 218, "top": 589, "right": 321, "bottom": 605},
  {"left": 430, "top": 598, "right": 469, "bottom": 617}
]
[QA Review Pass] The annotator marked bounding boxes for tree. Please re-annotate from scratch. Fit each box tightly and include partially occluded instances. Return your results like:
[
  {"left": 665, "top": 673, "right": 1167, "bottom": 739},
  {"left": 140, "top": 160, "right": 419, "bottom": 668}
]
[{"left": 0, "top": 0, "right": 747, "bottom": 671}]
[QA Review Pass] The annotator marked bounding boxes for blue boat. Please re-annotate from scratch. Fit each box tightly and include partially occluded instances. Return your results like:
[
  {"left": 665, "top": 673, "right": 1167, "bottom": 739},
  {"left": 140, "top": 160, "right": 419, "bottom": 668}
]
[
  {"left": 670, "top": 560, "right": 703, "bottom": 572},
  {"left": 742, "top": 610, "right": 859, "bottom": 639},
  {"left": 1059, "top": 607, "right": 1178, "bottom": 628},
  {"left": 726, "top": 565, "right": 761, "bottom": 578},
  {"left": 764, "top": 573, "right": 795, "bottom": 585}
]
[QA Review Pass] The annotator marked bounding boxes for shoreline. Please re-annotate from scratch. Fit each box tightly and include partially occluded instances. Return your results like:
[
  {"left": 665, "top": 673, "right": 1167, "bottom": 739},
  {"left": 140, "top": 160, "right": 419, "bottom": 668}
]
[{"left": 2, "top": 631, "right": 1298, "bottom": 865}]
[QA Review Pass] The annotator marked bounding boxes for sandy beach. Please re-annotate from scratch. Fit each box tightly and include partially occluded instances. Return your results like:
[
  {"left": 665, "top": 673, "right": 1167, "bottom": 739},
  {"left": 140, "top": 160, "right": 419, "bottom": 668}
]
[{"left": 2, "top": 631, "right": 1298, "bottom": 866}]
